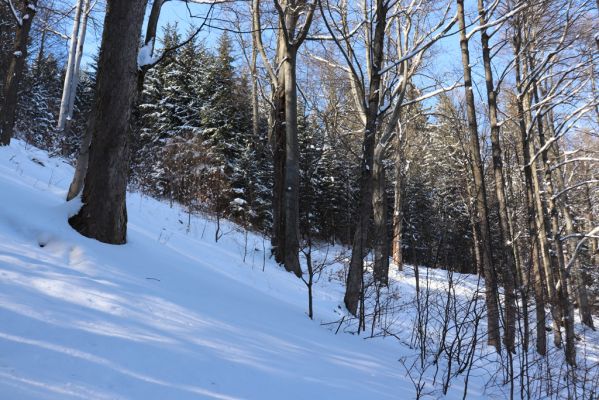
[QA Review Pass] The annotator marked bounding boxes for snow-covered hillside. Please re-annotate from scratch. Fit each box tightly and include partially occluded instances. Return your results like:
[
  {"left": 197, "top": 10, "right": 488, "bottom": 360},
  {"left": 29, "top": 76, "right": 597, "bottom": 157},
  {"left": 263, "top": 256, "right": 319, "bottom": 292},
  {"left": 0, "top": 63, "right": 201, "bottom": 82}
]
[{"left": 0, "top": 141, "right": 597, "bottom": 399}]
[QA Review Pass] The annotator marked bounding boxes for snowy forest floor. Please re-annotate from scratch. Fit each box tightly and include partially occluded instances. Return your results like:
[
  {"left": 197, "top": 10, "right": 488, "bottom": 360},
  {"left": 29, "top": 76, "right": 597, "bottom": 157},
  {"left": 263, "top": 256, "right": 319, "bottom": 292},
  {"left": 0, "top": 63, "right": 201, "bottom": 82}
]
[{"left": 0, "top": 140, "right": 598, "bottom": 399}]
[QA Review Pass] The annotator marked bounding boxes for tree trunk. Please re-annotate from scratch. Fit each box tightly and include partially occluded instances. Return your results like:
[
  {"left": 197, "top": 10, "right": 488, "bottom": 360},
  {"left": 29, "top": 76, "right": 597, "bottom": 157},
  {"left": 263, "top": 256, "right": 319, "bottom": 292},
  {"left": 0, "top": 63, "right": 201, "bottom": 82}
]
[
  {"left": 478, "top": 0, "right": 516, "bottom": 353},
  {"left": 66, "top": 0, "right": 91, "bottom": 123},
  {"left": 531, "top": 79, "right": 576, "bottom": 365},
  {"left": 512, "top": 33, "right": 553, "bottom": 355},
  {"left": 69, "top": 0, "right": 148, "bottom": 243},
  {"left": 57, "top": 0, "right": 84, "bottom": 131},
  {"left": 137, "top": 0, "right": 165, "bottom": 94},
  {"left": 282, "top": 47, "right": 302, "bottom": 277},
  {"left": 345, "top": 0, "right": 387, "bottom": 316},
  {"left": 372, "top": 151, "right": 389, "bottom": 284},
  {"left": 392, "top": 129, "right": 404, "bottom": 270},
  {"left": 270, "top": 22, "right": 287, "bottom": 265},
  {"left": 457, "top": 0, "right": 501, "bottom": 352},
  {"left": 0, "top": 0, "right": 37, "bottom": 146}
]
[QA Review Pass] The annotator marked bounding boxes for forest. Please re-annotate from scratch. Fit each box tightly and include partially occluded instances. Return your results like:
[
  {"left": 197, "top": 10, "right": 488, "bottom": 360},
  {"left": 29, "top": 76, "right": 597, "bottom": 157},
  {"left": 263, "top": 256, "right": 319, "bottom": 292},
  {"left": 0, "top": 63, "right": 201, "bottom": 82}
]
[{"left": 0, "top": 0, "right": 598, "bottom": 398}]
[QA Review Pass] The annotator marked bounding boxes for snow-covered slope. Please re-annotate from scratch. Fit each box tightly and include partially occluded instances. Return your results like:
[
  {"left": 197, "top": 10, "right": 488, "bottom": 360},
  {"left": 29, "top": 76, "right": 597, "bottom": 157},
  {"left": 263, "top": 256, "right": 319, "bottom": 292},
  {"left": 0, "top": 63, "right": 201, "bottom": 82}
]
[
  {"left": 0, "top": 141, "right": 412, "bottom": 399},
  {"left": 0, "top": 141, "right": 597, "bottom": 399}
]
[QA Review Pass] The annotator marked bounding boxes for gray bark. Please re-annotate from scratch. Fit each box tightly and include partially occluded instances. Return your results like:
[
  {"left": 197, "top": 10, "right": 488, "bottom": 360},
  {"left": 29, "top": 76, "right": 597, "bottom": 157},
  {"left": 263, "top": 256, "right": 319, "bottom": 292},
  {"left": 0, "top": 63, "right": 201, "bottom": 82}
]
[
  {"left": 457, "top": 0, "right": 501, "bottom": 352},
  {"left": 0, "top": 0, "right": 37, "bottom": 146},
  {"left": 69, "top": 0, "right": 148, "bottom": 243}
]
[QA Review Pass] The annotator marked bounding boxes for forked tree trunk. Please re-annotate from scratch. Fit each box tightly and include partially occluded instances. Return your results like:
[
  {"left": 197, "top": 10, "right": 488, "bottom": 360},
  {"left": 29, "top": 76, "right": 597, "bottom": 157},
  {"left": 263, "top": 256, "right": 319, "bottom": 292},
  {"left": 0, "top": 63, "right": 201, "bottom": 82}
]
[
  {"left": 69, "top": 0, "right": 148, "bottom": 243},
  {"left": 57, "top": 0, "right": 84, "bottom": 131},
  {"left": 66, "top": 0, "right": 91, "bottom": 122},
  {"left": 64, "top": 3, "right": 92, "bottom": 200},
  {"left": 457, "top": 0, "right": 500, "bottom": 352},
  {"left": 0, "top": 0, "right": 37, "bottom": 146}
]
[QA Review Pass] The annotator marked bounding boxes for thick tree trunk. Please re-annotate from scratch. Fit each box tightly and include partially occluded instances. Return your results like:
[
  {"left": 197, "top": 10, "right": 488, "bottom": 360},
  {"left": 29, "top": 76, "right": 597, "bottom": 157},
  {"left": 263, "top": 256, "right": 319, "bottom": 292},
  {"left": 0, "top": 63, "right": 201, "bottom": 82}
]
[
  {"left": 0, "top": 0, "right": 37, "bottom": 146},
  {"left": 69, "top": 0, "right": 148, "bottom": 243},
  {"left": 457, "top": 0, "right": 501, "bottom": 352},
  {"left": 345, "top": 0, "right": 387, "bottom": 316},
  {"left": 282, "top": 48, "right": 302, "bottom": 277},
  {"left": 270, "top": 79, "right": 286, "bottom": 264},
  {"left": 372, "top": 152, "right": 389, "bottom": 284},
  {"left": 270, "top": 26, "right": 287, "bottom": 265},
  {"left": 478, "top": 0, "right": 516, "bottom": 353}
]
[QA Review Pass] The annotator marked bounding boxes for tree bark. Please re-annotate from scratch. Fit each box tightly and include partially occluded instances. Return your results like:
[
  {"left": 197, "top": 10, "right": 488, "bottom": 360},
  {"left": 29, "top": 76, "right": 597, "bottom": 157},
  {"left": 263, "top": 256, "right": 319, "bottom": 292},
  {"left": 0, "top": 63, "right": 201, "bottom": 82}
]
[
  {"left": 457, "top": 0, "right": 501, "bottom": 352},
  {"left": 137, "top": 0, "right": 165, "bottom": 94},
  {"left": 65, "top": 0, "right": 92, "bottom": 201},
  {"left": 66, "top": 0, "right": 91, "bottom": 123},
  {"left": 345, "top": 0, "right": 387, "bottom": 316},
  {"left": 512, "top": 32, "right": 554, "bottom": 355},
  {"left": 282, "top": 47, "right": 302, "bottom": 277},
  {"left": 478, "top": 0, "right": 516, "bottom": 353},
  {"left": 372, "top": 151, "right": 389, "bottom": 284},
  {"left": 531, "top": 78, "right": 577, "bottom": 365},
  {"left": 392, "top": 127, "right": 404, "bottom": 270},
  {"left": 0, "top": 0, "right": 37, "bottom": 146},
  {"left": 57, "top": 0, "right": 84, "bottom": 131},
  {"left": 69, "top": 0, "right": 148, "bottom": 243}
]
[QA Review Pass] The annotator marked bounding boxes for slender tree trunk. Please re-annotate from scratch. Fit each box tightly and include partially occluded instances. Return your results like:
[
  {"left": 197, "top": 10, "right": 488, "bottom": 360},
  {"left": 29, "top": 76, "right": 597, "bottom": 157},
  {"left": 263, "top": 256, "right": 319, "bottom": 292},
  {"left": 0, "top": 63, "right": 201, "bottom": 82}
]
[
  {"left": 35, "top": 26, "right": 46, "bottom": 79},
  {"left": 137, "top": 0, "right": 165, "bottom": 94},
  {"left": 66, "top": 0, "right": 91, "bottom": 122},
  {"left": 546, "top": 114, "right": 594, "bottom": 329},
  {"left": 57, "top": 0, "right": 84, "bottom": 131},
  {"left": 0, "top": 0, "right": 37, "bottom": 146},
  {"left": 392, "top": 128, "right": 404, "bottom": 270},
  {"left": 513, "top": 33, "right": 554, "bottom": 354},
  {"left": 69, "top": 0, "right": 148, "bottom": 243},
  {"left": 531, "top": 80, "right": 577, "bottom": 365},
  {"left": 345, "top": 0, "right": 387, "bottom": 316},
  {"left": 250, "top": 38, "right": 260, "bottom": 140},
  {"left": 282, "top": 47, "right": 302, "bottom": 277},
  {"left": 457, "top": 0, "right": 501, "bottom": 352},
  {"left": 65, "top": 0, "right": 92, "bottom": 201},
  {"left": 478, "top": 0, "right": 516, "bottom": 353}
]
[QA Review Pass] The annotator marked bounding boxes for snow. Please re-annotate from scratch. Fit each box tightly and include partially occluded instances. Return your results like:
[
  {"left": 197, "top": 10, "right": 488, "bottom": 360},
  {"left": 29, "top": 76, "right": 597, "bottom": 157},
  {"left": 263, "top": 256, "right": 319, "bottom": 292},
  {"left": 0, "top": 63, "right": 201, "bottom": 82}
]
[
  {"left": 0, "top": 140, "right": 597, "bottom": 399},
  {"left": 137, "top": 42, "right": 159, "bottom": 70}
]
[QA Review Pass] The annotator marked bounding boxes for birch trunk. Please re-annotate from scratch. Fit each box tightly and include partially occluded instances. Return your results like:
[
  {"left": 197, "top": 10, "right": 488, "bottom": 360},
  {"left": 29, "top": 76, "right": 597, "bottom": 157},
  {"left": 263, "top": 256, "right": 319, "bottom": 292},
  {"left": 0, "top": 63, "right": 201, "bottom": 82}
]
[{"left": 57, "top": 0, "right": 84, "bottom": 131}]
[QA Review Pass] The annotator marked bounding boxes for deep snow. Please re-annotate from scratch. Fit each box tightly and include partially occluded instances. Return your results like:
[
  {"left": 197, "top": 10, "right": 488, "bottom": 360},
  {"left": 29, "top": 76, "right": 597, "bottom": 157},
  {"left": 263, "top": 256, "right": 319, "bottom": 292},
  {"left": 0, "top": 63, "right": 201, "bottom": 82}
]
[{"left": 0, "top": 140, "right": 597, "bottom": 399}]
